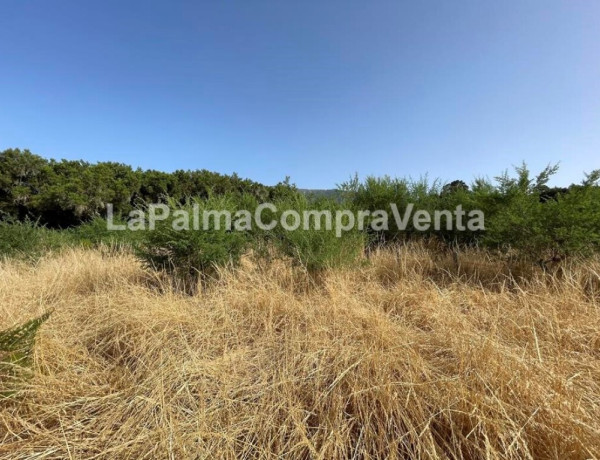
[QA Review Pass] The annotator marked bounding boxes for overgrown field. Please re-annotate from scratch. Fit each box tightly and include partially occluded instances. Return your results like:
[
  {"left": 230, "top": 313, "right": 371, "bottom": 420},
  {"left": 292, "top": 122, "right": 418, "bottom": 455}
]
[{"left": 1, "top": 246, "right": 599, "bottom": 459}]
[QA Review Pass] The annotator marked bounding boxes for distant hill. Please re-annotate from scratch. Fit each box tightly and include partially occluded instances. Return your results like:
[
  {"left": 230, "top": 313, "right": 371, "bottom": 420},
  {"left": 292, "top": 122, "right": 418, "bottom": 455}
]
[{"left": 299, "top": 189, "right": 342, "bottom": 200}]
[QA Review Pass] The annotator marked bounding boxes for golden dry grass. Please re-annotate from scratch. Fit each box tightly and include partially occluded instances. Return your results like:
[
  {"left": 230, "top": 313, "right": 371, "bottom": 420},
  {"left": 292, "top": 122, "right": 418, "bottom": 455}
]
[{"left": 1, "top": 246, "right": 599, "bottom": 459}]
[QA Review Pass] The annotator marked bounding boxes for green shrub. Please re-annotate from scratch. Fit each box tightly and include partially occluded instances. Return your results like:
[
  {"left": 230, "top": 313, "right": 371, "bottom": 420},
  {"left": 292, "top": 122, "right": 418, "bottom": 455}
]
[
  {"left": 339, "top": 174, "right": 412, "bottom": 242},
  {"left": 548, "top": 180, "right": 600, "bottom": 257},
  {"left": 265, "top": 195, "right": 365, "bottom": 273},
  {"left": 137, "top": 196, "right": 249, "bottom": 292},
  {"left": 69, "top": 217, "right": 142, "bottom": 248},
  {"left": 483, "top": 165, "right": 600, "bottom": 265},
  {"left": 339, "top": 174, "right": 451, "bottom": 243},
  {"left": 0, "top": 219, "right": 67, "bottom": 259}
]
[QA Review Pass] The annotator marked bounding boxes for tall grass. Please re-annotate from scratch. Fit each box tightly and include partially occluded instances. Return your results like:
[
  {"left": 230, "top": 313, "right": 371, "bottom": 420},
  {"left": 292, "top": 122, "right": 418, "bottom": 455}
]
[{"left": 0, "top": 246, "right": 599, "bottom": 458}]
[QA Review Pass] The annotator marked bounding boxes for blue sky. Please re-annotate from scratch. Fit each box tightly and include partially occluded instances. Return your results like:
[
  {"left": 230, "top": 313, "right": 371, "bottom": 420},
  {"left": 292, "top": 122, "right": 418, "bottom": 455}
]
[{"left": 1, "top": 1, "right": 598, "bottom": 188}]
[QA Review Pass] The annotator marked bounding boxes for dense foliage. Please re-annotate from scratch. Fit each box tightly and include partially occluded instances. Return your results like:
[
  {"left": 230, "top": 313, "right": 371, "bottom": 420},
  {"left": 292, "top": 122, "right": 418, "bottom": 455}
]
[
  {"left": 340, "top": 164, "right": 600, "bottom": 266},
  {"left": 1, "top": 148, "right": 599, "bottom": 281},
  {"left": 0, "top": 148, "right": 297, "bottom": 227}
]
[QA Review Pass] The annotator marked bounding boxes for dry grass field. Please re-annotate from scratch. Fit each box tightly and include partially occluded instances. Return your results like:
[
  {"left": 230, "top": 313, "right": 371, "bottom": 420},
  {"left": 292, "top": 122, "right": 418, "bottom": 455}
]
[{"left": 1, "top": 246, "right": 599, "bottom": 459}]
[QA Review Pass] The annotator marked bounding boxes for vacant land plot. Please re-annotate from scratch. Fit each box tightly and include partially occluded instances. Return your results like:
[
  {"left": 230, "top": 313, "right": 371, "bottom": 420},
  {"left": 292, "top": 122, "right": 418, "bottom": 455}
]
[{"left": 1, "top": 247, "right": 599, "bottom": 459}]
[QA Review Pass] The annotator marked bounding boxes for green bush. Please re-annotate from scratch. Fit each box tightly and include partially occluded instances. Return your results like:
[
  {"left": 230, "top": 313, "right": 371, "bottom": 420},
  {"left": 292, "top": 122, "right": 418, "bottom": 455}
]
[
  {"left": 483, "top": 165, "right": 600, "bottom": 265},
  {"left": 339, "top": 174, "right": 459, "bottom": 243},
  {"left": 136, "top": 196, "right": 249, "bottom": 291},
  {"left": 69, "top": 217, "right": 142, "bottom": 248},
  {"left": 339, "top": 174, "right": 412, "bottom": 242},
  {"left": 264, "top": 195, "right": 365, "bottom": 273},
  {"left": 0, "top": 219, "right": 67, "bottom": 259},
  {"left": 0, "top": 218, "right": 142, "bottom": 259}
]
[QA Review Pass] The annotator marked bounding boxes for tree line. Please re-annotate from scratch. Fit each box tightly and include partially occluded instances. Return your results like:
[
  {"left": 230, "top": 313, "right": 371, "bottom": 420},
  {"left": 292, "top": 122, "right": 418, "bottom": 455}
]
[
  {"left": 1, "top": 148, "right": 599, "bottom": 274},
  {"left": 0, "top": 148, "right": 297, "bottom": 227}
]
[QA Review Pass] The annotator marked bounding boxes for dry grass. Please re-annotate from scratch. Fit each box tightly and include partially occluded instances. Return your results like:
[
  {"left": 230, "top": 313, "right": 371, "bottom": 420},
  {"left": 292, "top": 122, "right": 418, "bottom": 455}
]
[{"left": 1, "top": 245, "right": 599, "bottom": 459}]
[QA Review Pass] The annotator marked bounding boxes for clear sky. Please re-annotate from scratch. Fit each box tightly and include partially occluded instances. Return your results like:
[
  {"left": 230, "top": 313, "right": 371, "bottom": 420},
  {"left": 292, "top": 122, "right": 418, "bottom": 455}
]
[{"left": 1, "top": 1, "right": 598, "bottom": 188}]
